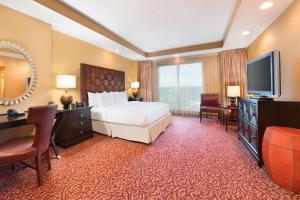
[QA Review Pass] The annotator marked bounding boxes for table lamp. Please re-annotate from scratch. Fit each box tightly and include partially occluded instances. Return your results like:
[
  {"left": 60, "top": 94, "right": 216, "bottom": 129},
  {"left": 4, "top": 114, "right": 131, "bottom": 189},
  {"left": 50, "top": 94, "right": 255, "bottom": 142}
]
[
  {"left": 227, "top": 85, "right": 240, "bottom": 106},
  {"left": 56, "top": 75, "right": 76, "bottom": 109},
  {"left": 131, "top": 81, "right": 139, "bottom": 98}
]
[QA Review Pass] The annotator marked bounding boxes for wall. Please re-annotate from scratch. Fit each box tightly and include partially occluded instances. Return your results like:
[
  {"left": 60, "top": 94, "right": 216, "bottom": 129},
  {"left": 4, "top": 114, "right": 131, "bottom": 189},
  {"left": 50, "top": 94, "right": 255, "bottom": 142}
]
[
  {"left": 51, "top": 31, "right": 138, "bottom": 105},
  {"left": 0, "top": 5, "right": 52, "bottom": 142},
  {"left": 248, "top": 0, "right": 300, "bottom": 101},
  {"left": 0, "top": 4, "right": 53, "bottom": 112}
]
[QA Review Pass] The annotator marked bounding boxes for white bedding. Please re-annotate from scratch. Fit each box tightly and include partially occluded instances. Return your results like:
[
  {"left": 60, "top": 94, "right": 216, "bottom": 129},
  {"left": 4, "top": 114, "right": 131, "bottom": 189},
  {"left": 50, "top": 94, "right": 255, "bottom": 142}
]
[{"left": 91, "top": 101, "right": 170, "bottom": 127}]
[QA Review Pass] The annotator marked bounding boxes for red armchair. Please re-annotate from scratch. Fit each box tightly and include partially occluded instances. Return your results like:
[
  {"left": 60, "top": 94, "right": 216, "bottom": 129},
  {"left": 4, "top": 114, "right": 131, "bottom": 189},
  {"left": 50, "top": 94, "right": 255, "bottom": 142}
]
[{"left": 200, "top": 93, "right": 221, "bottom": 122}]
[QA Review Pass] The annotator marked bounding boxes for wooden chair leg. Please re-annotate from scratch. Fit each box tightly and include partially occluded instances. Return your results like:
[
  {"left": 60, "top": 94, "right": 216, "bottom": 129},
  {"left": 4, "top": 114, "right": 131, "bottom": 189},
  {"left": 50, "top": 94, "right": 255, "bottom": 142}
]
[
  {"left": 45, "top": 148, "right": 51, "bottom": 171},
  {"left": 200, "top": 111, "right": 202, "bottom": 122},
  {"left": 35, "top": 154, "right": 43, "bottom": 186},
  {"left": 226, "top": 117, "right": 229, "bottom": 132}
]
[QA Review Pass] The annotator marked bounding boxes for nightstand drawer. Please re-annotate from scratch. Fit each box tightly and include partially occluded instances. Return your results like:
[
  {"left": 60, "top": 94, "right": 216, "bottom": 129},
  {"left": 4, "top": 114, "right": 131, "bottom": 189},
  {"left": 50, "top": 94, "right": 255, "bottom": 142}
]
[
  {"left": 67, "top": 109, "right": 90, "bottom": 120},
  {"left": 73, "top": 119, "right": 92, "bottom": 130}
]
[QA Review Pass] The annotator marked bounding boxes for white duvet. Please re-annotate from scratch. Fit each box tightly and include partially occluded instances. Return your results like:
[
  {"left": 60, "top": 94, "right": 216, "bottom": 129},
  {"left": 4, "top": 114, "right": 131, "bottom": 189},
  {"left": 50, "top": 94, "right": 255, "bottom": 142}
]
[{"left": 91, "top": 101, "right": 170, "bottom": 127}]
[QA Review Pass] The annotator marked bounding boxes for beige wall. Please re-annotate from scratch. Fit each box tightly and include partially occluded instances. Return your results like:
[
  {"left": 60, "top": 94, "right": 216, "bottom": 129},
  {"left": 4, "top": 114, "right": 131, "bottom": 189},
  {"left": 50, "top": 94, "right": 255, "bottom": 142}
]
[
  {"left": 52, "top": 31, "right": 138, "bottom": 105},
  {"left": 248, "top": 1, "right": 300, "bottom": 101},
  {"left": 0, "top": 4, "right": 53, "bottom": 113}
]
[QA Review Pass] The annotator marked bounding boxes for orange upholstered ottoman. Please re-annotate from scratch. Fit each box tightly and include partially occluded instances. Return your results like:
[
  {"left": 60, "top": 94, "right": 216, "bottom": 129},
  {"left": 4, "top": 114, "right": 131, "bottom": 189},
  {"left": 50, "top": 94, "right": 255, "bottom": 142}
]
[{"left": 263, "top": 126, "right": 300, "bottom": 193}]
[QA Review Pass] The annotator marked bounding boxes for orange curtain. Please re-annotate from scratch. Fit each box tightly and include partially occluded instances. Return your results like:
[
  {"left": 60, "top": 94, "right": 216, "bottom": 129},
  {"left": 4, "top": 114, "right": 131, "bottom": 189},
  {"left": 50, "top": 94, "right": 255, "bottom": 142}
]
[
  {"left": 139, "top": 60, "right": 154, "bottom": 101},
  {"left": 221, "top": 48, "right": 247, "bottom": 106}
]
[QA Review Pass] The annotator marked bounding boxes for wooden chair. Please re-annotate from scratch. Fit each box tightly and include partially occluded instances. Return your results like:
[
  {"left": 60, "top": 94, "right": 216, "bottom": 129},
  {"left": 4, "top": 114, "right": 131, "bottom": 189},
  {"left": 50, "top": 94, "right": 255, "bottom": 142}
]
[
  {"left": 0, "top": 105, "right": 57, "bottom": 186},
  {"left": 200, "top": 93, "right": 221, "bottom": 122}
]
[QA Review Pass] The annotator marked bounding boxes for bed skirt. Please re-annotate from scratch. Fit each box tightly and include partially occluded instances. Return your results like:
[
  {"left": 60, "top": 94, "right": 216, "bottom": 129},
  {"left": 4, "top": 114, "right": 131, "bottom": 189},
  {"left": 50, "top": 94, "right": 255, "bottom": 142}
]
[{"left": 92, "top": 113, "right": 172, "bottom": 144}]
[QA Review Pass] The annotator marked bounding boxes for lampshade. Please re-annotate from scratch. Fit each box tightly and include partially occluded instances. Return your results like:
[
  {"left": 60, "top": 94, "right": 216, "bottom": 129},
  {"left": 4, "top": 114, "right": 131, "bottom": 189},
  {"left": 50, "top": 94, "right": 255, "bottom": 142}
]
[
  {"left": 131, "top": 81, "right": 140, "bottom": 89},
  {"left": 227, "top": 85, "right": 241, "bottom": 97},
  {"left": 56, "top": 75, "right": 76, "bottom": 89}
]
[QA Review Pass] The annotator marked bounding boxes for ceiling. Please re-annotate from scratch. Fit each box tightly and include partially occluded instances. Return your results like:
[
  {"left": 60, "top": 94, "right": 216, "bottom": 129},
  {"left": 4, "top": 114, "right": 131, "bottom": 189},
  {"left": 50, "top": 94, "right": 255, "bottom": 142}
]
[
  {"left": 62, "top": 0, "right": 236, "bottom": 52},
  {"left": 0, "top": 0, "right": 295, "bottom": 60},
  {"left": 224, "top": 0, "right": 294, "bottom": 49}
]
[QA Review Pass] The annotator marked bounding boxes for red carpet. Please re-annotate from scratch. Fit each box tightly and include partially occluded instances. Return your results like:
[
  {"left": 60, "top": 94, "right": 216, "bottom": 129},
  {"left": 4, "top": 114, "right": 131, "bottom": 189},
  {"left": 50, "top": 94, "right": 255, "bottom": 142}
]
[{"left": 0, "top": 117, "right": 299, "bottom": 199}]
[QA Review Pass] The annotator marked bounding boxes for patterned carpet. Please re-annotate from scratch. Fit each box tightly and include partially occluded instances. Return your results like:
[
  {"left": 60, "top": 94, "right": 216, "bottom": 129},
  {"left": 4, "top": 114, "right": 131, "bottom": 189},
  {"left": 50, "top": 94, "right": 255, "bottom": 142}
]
[{"left": 0, "top": 117, "right": 299, "bottom": 200}]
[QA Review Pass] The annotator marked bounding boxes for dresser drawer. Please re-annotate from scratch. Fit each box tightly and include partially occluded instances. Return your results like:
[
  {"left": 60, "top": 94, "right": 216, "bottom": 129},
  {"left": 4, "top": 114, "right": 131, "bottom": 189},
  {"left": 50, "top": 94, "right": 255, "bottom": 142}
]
[
  {"left": 249, "top": 103, "right": 257, "bottom": 127},
  {"left": 242, "top": 102, "right": 250, "bottom": 122},
  {"left": 242, "top": 120, "right": 250, "bottom": 141}
]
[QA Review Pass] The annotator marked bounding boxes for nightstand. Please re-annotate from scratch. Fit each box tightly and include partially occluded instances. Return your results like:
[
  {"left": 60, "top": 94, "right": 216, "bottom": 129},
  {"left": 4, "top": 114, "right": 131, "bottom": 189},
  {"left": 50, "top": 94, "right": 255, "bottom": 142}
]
[
  {"left": 54, "top": 106, "right": 93, "bottom": 148},
  {"left": 222, "top": 106, "right": 238, "bottom": 132},
  {"left": 128, "top": 97, "right": 143, "bottom": 101}
]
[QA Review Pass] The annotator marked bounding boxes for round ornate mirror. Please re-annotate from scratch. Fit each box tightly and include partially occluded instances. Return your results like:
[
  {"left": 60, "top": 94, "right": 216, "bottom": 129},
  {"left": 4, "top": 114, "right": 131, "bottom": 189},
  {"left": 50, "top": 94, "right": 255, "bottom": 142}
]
[{"left": 0, "top": 40, "right": 37, "bottom": 105}]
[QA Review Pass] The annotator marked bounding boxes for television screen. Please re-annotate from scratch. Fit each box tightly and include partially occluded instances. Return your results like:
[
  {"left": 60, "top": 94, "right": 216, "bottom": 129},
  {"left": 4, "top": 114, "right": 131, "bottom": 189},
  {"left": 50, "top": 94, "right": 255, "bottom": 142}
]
[{"left": 247, "top": 55, "right": 273, "bottom": 93}]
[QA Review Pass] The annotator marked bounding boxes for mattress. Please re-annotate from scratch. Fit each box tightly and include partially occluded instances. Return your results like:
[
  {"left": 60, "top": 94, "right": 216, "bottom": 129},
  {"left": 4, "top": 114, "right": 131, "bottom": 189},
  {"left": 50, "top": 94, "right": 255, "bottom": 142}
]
[{"left": 91, "top": 101, "right": 170, "bottom": 127}]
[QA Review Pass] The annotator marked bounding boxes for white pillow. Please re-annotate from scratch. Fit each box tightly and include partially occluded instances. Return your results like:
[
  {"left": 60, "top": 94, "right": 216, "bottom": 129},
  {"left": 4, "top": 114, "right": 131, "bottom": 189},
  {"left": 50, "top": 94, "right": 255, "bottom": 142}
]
[
  {"left": 98, "top": 92, "right": 115, "bottom": 107},
  {"left": 88, "top": 92, "right": 98, "bottom": 107},
  {"left": 119, "top": 91, "right": 128, "bottom": 103},
  {"left": 112, "top": 91, "right": 128, "bottom": 104},
  {"left": 96, "top": 92, "right": 105, "bottom": 107},
  {"left": 111, "top": 92, "right": 120, "bottom": 104}
]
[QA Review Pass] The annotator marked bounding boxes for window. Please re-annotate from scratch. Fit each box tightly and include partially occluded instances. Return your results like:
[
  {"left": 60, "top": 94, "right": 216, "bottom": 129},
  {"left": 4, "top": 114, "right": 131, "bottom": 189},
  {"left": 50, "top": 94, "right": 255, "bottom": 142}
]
[{"left": 158, "top": 62, "right": 203, "bottom": 116}]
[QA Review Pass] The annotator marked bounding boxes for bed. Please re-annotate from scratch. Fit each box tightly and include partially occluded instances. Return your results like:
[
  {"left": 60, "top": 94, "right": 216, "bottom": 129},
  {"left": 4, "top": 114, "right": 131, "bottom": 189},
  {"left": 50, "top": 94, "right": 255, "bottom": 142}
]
[{"left": 80, "top": 63, "right": 172, "bottom": 144}]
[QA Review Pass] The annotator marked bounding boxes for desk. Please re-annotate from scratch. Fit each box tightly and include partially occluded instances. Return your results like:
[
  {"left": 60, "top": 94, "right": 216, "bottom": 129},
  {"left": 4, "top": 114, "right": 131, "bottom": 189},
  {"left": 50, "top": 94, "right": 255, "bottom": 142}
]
[{"left": 0, "top": 111, "right": 63, "bottom": 159}]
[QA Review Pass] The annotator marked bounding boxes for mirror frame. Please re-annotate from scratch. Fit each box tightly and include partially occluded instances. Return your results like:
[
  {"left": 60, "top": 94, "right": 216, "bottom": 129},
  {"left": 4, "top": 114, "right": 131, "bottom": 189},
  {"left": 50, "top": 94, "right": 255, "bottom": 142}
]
[{"left": 0, "top": 40, "right": 38, "bottom": 106}]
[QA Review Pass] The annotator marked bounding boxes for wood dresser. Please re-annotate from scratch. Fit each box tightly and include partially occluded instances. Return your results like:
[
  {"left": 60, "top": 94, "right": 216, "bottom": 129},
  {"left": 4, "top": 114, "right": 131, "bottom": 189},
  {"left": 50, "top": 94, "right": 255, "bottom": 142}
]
[
  {"left": 238, "top": 97, "right": 300, "bottom": 167},
  {"left": 54, "top": 106, "right": 93, "bottom": 148}
]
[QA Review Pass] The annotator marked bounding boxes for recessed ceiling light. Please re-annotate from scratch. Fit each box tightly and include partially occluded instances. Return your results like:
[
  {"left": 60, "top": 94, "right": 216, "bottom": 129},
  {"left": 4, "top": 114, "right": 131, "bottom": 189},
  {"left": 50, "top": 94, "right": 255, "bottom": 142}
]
[
  {"left": 114, "top": 49, "right": 119, "bottom": 53},
  {"left": 174, "top": 54, "right": 179, "bottom": 57},
  {"left": 260, "top": 1, "right": 274, "bottom": 10},
  {"left": 242, "top": 30, "right": 251, "bottom": 36}
]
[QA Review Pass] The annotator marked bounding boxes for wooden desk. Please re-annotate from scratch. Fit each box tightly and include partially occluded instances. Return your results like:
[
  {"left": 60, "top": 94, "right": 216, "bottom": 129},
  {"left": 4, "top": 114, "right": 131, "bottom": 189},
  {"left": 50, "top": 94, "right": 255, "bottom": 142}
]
[{"left": 0, "top": 111, "right": 63, "bottom": 159}]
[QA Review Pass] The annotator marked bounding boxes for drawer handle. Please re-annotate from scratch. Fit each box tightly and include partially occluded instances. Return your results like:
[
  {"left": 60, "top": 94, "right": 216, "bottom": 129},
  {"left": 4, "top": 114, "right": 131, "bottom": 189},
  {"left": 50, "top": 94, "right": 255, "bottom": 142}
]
[
  {"left": 80, "top": 114, "right": 83, "bottom": 118},
  {"left": 81, "top": 122, "right": 83, "bottom": 125}
]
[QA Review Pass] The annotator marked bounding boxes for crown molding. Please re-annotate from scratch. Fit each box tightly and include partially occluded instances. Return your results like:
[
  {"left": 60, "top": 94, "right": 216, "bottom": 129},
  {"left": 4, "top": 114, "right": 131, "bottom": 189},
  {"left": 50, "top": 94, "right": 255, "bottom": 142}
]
[
  {"left": 34, "top": 0, "right": 240, "bottom": 58},
  {"left": 146, "top": 41, "right": 224, "bottom": 57},
  {"left": 223, "top": 0, "right": 242, "bottom": 42}
]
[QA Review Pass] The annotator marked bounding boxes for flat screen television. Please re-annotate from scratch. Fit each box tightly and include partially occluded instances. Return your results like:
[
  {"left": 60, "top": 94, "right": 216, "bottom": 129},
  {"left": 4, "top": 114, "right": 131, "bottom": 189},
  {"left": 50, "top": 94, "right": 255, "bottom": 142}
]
[{"left": 247, "top": 51, "right": 281, "bottom": 97}]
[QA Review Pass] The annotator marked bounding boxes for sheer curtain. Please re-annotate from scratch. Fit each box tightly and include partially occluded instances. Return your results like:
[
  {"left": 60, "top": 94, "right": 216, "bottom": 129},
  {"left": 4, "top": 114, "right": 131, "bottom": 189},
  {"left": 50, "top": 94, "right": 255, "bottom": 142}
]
[{"left": 157, "top": 61, "right": 203, "bottom": 117}]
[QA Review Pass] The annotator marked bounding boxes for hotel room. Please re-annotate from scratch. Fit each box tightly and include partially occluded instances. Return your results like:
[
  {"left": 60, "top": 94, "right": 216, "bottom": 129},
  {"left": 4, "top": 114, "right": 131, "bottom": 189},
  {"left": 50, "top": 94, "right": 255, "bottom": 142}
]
[{"left": 0, "top": 0, "right": 300, "bottom": 199}]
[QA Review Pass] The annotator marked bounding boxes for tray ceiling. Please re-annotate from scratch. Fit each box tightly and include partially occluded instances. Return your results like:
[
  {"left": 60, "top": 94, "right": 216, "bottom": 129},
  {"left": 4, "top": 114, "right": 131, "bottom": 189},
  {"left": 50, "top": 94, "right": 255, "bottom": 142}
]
[{"left": 0, "top": 0, "right": 294, "bottom": 60}]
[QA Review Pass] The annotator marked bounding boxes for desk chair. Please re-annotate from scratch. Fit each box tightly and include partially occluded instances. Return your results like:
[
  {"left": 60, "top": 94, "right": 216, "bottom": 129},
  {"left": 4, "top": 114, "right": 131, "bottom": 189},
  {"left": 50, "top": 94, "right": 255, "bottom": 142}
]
[{"left": 0, "top": 105, "right": 57, "bottom": 186}]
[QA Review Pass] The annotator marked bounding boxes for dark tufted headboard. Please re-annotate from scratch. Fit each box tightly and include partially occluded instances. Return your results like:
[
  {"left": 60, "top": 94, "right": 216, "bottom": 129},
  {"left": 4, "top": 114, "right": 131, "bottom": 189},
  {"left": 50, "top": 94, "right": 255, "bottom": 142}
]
[{"left": 80, "top": 63, "right": 125, "bottom": 105}]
